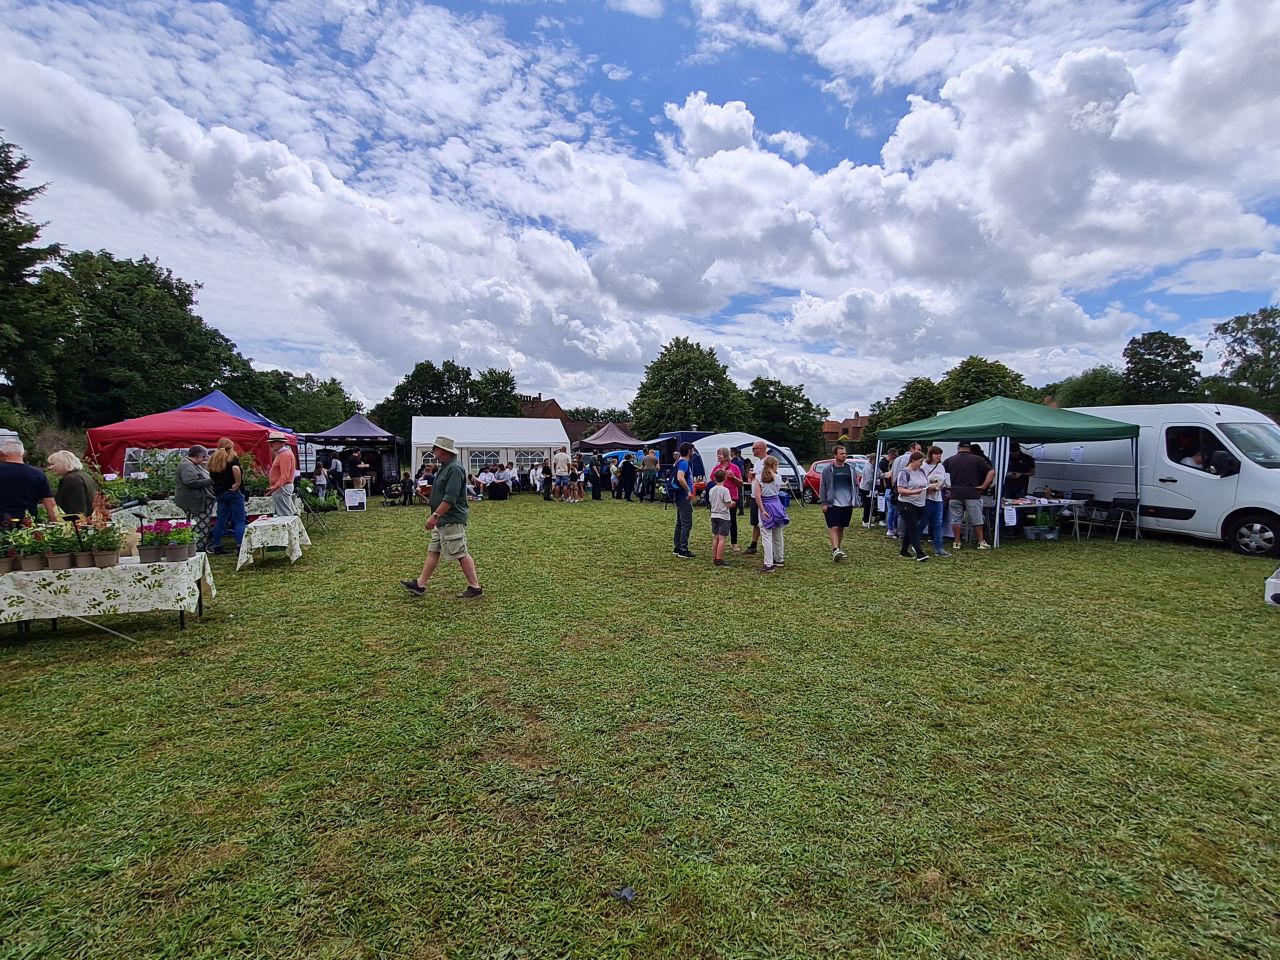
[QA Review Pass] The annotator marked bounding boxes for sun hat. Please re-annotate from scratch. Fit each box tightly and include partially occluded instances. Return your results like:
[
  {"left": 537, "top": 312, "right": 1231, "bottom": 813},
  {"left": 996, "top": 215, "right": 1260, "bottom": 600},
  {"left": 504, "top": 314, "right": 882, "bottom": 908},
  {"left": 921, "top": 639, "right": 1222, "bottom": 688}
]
[
  {"left": 267, "top": 431, "right": 290, "bottom": 443},
  {"left": 432, "top": 435, "right": 459, "bottom": 455}
]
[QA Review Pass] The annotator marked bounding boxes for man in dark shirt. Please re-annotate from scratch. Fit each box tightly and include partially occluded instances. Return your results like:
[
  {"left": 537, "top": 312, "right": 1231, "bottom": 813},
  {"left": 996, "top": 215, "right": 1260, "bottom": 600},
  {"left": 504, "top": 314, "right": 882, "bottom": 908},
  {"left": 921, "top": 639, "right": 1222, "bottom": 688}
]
[
  {"left": 1005, "top": 442, "right": 1036, "bottom": 499},
  {"left": 943, "top": 442, "right": 994, "bottom": 550},
  {"left": 0, "top": 438, "right": 60, "bottom": 523}
]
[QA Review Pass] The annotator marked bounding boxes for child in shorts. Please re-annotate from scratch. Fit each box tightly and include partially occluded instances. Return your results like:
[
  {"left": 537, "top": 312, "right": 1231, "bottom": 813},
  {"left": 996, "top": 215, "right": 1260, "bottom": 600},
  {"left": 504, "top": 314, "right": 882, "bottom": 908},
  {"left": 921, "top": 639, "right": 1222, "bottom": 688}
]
[{"left": 708, "top": 468, "right": 735, "bottom": 566}]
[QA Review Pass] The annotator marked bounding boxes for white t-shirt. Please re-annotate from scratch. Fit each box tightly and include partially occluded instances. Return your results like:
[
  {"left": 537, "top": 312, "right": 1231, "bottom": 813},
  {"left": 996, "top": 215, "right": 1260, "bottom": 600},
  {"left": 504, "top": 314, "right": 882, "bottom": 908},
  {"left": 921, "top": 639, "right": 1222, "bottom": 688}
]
[
  {"left": 709, "top": 484, "right": 733, "bottom": 520},
  {"left": 920, "top": 461, "right": 949, "bottom": 502},
  {"left": 552, "top": 452, "right": 571, "bottom": 476},
  {"left": 478, "top": 470, "right": 494, "bottom": 486}
]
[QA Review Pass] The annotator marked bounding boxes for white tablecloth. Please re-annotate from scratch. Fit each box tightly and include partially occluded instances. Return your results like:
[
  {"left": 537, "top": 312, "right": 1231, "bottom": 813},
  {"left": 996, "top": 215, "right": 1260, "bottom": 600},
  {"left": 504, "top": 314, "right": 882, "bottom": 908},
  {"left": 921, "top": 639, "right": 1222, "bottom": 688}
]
[
  {"left": 237, "top": 516, "right": 311, "bottom": 570},
  {"left": 0, "top": 554, "right": 216, "bottom": 625},
  {"left": 113, "top": 497, "right": 278, "bottom": 529}
]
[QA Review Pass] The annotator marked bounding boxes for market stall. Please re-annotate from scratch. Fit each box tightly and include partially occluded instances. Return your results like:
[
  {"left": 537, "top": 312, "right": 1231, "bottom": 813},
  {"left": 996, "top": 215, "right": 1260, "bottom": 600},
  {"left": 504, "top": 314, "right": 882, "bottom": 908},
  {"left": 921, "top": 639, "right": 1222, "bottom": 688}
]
[
  {"left": 85, "top": 406, "right": 290, "bottom": 475},
  {"left": 877, "top": 396, "right": 1140, "bottom": 547},
  {"left": 299, "top": 413, "right": 402, "bottom": 496}
]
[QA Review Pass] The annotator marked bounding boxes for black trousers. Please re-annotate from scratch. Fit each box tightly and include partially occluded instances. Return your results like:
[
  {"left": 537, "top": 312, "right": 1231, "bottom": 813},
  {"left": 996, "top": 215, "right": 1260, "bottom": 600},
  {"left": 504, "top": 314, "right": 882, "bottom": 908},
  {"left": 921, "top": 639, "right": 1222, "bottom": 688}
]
[{"left": 899, "top": 501, "right": 924, "bottom": 557}]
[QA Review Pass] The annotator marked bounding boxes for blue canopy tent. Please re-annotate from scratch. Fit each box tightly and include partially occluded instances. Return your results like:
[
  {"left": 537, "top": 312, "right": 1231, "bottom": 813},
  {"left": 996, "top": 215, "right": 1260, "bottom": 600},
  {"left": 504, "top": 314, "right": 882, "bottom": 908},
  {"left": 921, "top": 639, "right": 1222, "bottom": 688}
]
[{"left": 177, "top": 389, "right": 291, "bottom": 433}]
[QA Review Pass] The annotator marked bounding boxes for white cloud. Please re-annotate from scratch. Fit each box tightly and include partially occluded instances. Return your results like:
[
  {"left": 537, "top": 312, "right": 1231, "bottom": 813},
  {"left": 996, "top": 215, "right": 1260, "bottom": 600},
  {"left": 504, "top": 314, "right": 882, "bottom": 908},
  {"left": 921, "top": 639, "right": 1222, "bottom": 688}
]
[
  {"left": 601, "top": 62, "right": 632, "bottom": 81},
  {"left": 606, "top": 0, "right": 664, "bottom": 19},
  {"left": 0, "top": 0, "right": 1276, "bottom": 415}
]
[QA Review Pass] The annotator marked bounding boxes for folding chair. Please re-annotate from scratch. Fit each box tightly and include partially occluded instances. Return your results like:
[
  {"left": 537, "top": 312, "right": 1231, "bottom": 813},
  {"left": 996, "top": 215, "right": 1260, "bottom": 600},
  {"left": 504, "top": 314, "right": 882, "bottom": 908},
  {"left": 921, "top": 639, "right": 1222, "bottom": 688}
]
[{"left": 1087, "top": 492, "right": 1141, "bottom": 542}]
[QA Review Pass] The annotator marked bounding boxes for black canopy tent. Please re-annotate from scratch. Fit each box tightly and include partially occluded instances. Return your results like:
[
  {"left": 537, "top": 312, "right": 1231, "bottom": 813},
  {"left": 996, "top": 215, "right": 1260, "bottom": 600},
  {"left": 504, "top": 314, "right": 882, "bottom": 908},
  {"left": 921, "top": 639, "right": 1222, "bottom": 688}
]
[{"left": 298, "top": 413, "right": 403, "bottom": 490}]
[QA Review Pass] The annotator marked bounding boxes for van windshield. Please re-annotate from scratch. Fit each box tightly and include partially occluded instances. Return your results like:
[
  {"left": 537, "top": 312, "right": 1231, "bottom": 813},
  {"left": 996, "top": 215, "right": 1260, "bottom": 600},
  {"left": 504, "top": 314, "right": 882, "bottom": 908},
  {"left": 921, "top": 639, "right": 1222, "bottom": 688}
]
[{"left": 1221, "top": 422, "right": 1280, "bottom": 469}]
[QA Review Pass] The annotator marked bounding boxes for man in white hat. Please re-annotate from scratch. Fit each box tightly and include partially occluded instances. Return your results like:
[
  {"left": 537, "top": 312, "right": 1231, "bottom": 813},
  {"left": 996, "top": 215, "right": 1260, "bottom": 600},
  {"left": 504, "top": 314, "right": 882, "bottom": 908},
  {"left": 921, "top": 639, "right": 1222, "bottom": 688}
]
[
  {"left": 402, "top": 435, "right": 483, "bottom": 600},
  {"left": 265, "top": 431, "right": 298, "bottom": 517}
]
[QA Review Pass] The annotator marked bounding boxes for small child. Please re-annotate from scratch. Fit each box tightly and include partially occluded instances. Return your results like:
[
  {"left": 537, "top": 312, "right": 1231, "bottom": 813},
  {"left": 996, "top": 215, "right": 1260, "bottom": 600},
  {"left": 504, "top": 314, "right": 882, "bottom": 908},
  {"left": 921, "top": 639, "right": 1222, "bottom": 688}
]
[
  {"left": 708, "top": 468, "right": 735, "bottom": 566},
  {"left": 755, "top": 455, "right": 789, "bottom": 573}
]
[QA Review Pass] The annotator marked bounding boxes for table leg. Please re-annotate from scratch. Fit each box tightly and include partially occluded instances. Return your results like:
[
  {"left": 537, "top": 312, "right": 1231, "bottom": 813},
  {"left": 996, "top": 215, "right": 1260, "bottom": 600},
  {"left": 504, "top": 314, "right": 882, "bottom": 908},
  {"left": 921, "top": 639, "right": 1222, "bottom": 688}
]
[
  {"left": 179, "top": 608, "right": 186, "bottom": 630},
  {"left": 197, "top": 593, "right": 204, "bottom": 618}
]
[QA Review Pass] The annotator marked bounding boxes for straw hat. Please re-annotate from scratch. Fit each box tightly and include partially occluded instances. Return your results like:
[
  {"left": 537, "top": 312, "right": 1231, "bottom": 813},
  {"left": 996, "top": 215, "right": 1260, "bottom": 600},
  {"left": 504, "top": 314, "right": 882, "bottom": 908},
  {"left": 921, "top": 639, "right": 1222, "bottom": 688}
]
[
  {"left": 267, "top": 431, "right": 290, "bottom": 444},
  {"left": 431, "top": 435, "right": 459, "bottom": 455}
]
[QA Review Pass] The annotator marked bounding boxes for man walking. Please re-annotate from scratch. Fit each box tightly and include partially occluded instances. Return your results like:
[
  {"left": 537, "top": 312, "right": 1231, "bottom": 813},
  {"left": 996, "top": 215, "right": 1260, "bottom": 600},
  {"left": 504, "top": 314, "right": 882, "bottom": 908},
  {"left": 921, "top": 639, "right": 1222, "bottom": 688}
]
[
  {"left": 943, "top": 441, "right": 995, "bottom": 550},
  {"left": 671, "top": 442, "right": 695, "bottom": 558},
  {"left": 819, "top": 444, "right": 859, "bottom": 561},
  {"left": 265, "top": 432, "right": 298, "bottom": 516},
  {"left": 402, "top": 435, "right": 484, "bottom": 599}
]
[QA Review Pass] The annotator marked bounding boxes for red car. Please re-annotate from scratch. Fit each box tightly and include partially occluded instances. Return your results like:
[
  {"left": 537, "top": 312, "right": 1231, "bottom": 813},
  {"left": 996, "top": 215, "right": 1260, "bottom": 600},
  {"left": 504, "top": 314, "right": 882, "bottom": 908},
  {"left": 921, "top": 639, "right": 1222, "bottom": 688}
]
[{"left": 803, "top": 456, "right": 870, "bottom": 503}]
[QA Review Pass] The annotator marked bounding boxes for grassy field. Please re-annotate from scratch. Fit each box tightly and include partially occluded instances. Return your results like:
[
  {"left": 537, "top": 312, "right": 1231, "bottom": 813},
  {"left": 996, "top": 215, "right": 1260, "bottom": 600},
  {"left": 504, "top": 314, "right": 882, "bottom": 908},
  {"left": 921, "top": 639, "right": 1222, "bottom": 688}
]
[{"left": 2, "top": 496, "right": 1278, "bottom": 959}]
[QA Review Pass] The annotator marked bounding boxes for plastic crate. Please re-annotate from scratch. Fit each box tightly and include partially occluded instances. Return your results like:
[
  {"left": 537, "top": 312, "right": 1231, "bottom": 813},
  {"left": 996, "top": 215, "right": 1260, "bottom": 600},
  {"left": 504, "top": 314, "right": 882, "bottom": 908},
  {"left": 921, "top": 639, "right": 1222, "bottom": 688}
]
[{"left": 1267, "top": 569, "right": 1280, "bottom": 607}]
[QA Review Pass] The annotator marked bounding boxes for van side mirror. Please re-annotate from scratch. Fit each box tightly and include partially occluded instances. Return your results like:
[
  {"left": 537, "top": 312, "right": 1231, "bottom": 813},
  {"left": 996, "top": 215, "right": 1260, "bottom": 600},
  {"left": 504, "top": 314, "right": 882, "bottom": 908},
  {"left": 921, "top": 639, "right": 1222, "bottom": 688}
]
[{"left": 1209, "top": 450, "right": 1240, "bottom": 477}]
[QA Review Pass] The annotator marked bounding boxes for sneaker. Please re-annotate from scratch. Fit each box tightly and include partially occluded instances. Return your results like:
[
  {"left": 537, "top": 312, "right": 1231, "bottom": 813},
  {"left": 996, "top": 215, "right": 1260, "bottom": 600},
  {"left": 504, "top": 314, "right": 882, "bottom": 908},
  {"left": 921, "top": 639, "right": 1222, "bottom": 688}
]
[
  {"left": 775, "top": 561, "right": 784, "bottom": 567},
  {"left": 713, "top": 559, "right": 730, "bottom": 567},
  {"left": 457, "top": 585, "right": 484, "bottom": 599},
  {"left": 672, "top": 548, "right": 682, "bottom": 556},
  {"left": 731, "top": 544, "right": 741, "bottom": 553},
  {"left": 885, "top": 531, "right": 895, "bottom": 538},
  {"left": 400, "top": 579, "right": 425, "bottom": 597},
  {"left": 977, "top": 541, "right": 991, "bottom": 550},
  {"left": 935, "top": 549, "right": 952, "bottom": 558},
  {"left": 878, "top": 521, "right": 887, "bottom": 527},
  {"left": 745, "top": 544, "right": 758, "bottom": 554},
  {"left": 758, "top": 565, "right": 775, "bottom": 574},
  {"left": 915, "top": 554, "right": 930, "bottom": 563},
  {"left": 834, "top": 549, "right": 846, "bottom": 561},
  {"left": 677, "top": 550, "right": 696, "bottom": 560},
  {"left": 861, "top": 521, "right": 871, "bottom": 529},
  {"left": 952, "top": 541, "right": 962, "bottom": 551}
]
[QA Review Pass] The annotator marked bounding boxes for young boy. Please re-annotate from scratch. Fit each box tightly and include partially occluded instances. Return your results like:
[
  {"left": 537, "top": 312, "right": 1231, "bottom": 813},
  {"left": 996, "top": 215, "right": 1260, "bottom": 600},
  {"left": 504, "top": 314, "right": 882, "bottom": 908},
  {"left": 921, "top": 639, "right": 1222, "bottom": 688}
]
[{"left": 708, "top": 468, "right": 735, "bottom": 566}]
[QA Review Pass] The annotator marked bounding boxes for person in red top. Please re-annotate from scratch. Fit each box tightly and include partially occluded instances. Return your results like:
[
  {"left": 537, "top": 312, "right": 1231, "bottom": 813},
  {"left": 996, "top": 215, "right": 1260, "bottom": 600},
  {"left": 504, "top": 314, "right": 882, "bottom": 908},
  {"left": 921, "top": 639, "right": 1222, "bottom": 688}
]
[
  {"left": 265, "top": 432, "right": 298, "bottom": 516},
  {"left": 711, "top": 446, "right": 744, "bottom": 553}
]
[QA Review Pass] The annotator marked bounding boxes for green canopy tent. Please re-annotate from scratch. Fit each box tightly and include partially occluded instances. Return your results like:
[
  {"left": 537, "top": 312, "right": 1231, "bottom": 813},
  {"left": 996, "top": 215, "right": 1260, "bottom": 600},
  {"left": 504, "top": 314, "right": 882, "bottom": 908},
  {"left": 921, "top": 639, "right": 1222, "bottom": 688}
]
[{"left": 877, "top": 396, "right": 1140, "bottom": 547}]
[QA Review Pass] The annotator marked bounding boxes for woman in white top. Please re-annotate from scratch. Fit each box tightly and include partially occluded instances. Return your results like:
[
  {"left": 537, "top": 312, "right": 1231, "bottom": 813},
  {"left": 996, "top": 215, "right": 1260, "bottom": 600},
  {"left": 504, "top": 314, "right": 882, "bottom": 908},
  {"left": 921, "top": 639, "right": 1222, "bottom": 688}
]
[
  {"left": 895, "top": 450, "right": 930, "bottom": 561},
  {"left": 919, "top": 445, "right": 951, "bottom": 557}
]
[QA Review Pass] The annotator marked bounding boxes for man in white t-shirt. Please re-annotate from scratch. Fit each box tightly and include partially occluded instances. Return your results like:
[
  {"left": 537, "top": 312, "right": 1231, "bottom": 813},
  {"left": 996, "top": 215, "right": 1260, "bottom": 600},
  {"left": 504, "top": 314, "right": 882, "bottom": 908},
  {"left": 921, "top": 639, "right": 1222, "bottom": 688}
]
[
  {"left": 477, "top": 467, "right": 495, "bottom": 499},
  {"left": 551, "top": 446, "right": 572, "bottom": 502}
]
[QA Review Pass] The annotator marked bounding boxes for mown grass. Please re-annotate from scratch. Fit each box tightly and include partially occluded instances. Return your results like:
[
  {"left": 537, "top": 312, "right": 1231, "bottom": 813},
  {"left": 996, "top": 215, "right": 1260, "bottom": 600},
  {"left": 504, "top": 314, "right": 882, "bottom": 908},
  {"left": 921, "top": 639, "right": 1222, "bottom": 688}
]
[{"left": 2, "top": 497, "right": 1277, "bottom": 959}]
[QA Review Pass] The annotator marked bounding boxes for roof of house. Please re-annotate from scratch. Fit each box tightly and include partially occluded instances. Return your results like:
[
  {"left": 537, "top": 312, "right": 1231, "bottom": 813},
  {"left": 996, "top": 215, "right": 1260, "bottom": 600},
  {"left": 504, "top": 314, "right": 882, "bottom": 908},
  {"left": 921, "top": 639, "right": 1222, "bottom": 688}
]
[{"left": 411, "top": 416, "right": 571, "bottom": 449}]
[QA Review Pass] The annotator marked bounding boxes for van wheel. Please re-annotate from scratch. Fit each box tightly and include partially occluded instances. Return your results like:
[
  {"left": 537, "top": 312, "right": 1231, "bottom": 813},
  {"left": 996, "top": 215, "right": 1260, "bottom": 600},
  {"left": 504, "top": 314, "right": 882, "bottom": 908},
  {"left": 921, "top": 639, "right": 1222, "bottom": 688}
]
[
  {"left": 1225, "top": 512, "right": 1280, "bottom": 558},
  {"left": 802, "top": 488, "right": 817, "bottom": 504}
]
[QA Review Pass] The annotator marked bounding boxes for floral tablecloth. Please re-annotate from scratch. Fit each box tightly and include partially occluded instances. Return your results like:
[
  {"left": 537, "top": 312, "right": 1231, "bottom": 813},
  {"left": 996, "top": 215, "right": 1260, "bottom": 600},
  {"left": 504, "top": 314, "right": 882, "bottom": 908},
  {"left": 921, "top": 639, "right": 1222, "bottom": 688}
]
[
  {"left": 112, "top": 497, "right": 277, "bottom": 528},
  {"left": 237, "top": 516, "right": 311, "bottom": 570},
  {"left": 0, "top": 554, "right": 216, "bottom": 625}
]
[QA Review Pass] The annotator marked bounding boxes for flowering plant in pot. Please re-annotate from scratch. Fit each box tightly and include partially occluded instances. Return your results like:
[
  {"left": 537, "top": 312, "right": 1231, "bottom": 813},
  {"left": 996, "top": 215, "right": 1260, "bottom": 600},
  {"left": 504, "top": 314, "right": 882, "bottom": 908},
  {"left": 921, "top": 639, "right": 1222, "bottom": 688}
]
[
  {"left": 43, "top": 525, "right": 76, "bottom": 570},
  {"left": 138, "top": 521, "right": 169, "bottom": 563},
  {"left": 10, "top": 525, "right": 48, "bottom": 571},
  {"left": 90, "top": 523, "right": 122, "bottom": 568},
  {"left": 68, "top": 522, "right": 96, "bottom": 567},
  {"left": 167, "top": 521, "right": 197, "bottom": 558}
]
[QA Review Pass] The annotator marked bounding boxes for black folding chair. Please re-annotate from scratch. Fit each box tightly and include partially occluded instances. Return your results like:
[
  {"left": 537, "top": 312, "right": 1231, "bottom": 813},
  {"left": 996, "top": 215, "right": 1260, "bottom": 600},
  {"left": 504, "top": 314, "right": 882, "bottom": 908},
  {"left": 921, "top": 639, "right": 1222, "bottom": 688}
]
[{"left": 1087, "top": 492, "right": 1141, "bottom": 542}]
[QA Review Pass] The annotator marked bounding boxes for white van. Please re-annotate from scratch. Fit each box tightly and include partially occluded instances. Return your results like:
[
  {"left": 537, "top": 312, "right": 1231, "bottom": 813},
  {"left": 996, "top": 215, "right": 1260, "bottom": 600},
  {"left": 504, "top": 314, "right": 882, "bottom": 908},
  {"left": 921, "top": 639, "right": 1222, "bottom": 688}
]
[{"left": 1032, "top": 404, "right": 1280, "bottom": 557}]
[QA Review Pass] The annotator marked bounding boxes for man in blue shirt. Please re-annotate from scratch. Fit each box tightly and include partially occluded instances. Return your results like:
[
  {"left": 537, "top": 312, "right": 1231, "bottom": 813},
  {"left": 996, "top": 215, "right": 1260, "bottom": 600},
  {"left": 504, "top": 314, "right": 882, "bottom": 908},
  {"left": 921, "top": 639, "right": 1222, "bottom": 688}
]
[{"left": 671, "top": 442, "right": 695, "bottom": 559}]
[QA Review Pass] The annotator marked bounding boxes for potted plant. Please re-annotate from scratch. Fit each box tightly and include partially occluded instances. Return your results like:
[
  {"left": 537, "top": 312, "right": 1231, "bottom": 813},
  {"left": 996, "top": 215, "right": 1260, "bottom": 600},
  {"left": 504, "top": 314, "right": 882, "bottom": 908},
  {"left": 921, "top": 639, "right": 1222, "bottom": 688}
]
[
  {"left": 137, "top": 522, "right": 166, "bottom": 563},
  {"left": 162, "top": 521, "right": 191, "bottom": 562},
  {"left": 0, "top": 529, "right": 15, "bottom": 574},
  {"left": 171, "top": 521, "right": 197, "bottom": 558},
  {"left": 11, "top": 525, "right": 48, "bottom": 571},
  {"left": 69, "top": 523, "right": 96, "bottom": 567},
  {"left": 44, "top": 525, "right": 75, "bottom": 570},
  {"left": 91, "top": 523, "right": 122, "bottom": 568}
]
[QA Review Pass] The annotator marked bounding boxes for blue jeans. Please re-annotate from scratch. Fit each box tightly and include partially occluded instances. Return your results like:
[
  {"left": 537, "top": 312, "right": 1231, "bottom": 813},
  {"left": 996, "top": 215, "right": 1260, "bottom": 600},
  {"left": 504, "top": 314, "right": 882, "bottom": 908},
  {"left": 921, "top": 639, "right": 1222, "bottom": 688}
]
[
  {"left": 885, "top": 494, "right": 898, "bottom": 536},
  {"left": 211, "top": 489, "right": 247, "bottom": 550},
  {"left": 920, "top": 498, "right": 945, "bottom": 553}
]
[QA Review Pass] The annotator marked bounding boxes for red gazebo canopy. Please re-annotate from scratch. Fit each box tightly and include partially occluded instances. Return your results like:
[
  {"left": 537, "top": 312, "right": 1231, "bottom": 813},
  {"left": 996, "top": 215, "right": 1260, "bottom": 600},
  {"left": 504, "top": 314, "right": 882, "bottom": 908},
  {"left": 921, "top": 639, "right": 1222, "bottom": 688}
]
[{"left": 85, "top": 406, "right": 289, "bottom": 473}]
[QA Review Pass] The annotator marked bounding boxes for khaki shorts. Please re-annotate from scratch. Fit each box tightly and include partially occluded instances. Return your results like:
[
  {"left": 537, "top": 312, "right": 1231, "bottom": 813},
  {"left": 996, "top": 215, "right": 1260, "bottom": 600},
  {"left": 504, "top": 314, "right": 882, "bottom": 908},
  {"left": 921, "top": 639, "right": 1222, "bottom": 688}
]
[
  {"left": 948, "top": 498, "right": 984, "bottom": 525},
  {"left": 429, "top": 523, "right": 470, "bottom": 560}
]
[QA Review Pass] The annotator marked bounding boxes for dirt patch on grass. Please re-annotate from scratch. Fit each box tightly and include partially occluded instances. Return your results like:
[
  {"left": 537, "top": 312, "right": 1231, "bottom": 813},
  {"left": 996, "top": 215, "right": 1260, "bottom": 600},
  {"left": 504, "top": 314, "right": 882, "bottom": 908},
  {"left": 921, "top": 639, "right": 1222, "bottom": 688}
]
[{"left": 702, "top": 646, "right": 768, "bottom": 669}]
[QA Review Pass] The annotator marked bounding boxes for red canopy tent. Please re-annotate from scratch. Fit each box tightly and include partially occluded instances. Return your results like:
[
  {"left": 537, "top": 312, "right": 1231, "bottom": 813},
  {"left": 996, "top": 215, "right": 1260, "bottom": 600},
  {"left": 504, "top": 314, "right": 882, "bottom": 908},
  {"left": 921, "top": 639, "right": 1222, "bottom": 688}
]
[{"left": 85, "top": 405, "right": 287, "bottom": 474}]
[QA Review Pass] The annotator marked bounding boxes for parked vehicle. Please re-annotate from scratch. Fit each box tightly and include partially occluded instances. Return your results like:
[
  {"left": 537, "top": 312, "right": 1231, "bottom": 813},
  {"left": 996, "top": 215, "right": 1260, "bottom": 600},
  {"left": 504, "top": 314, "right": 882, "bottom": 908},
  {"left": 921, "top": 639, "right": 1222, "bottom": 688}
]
[
  {"left": 802, "top": 456, "right": 870, "bottom": 503},
  {"left": 1033, "top": 403, "right": 1280, "bottom": 557}
]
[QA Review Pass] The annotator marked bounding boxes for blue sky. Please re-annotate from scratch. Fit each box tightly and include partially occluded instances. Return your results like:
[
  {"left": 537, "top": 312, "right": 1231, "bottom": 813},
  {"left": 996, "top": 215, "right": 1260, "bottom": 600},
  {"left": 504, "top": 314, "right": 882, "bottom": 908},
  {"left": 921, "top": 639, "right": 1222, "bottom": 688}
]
[{"left": 0, "top": 0, "right": 1276, "bottom": 413}]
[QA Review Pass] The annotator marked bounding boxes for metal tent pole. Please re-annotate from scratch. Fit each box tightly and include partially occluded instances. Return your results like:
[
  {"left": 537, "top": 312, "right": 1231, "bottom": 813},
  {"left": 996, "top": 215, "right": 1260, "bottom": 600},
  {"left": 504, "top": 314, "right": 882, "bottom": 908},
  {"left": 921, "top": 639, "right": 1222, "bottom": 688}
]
[{"left": 992, "top": 436, "right": 1008, "bottom": 548}]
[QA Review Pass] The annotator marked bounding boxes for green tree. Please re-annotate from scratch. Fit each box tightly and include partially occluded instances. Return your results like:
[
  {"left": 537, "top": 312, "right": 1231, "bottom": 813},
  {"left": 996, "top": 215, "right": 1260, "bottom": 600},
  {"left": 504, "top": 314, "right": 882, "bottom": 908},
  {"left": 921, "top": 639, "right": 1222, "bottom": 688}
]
[
  {"left": 744, "top": 377, "right": 828, "bottom": 460},
  {"left": 1211, "top": 306, "right": 1280, "bottom": 401},
  {"left": 27, "top": 251, "right": 243, "bottom": 425},
  {"left": 630, "top": 337, "right": 750, "bottom": 439},
  {"left": 1123, "top": 331, "right": 1202, "bottom": 402},
  {"left": 859, "top": 396, "right": 894, "bottom": 451},
  {"left": 369, "top": 360, "right": 475, "bottom": 441},
  {"left": 938, "top": 356, "right": 1028, "bottom": 410},
  {"left": 470, "top": 368, "right": 520, "bottom": 417},
  {"left": 886, "top": 377, "right": 944, "bottom": 430},
  {"left": 563, "top": 406, "right": 633, "bottom": 423},
  {"left": 1046, "top": 365, "right": 1127, "bottom": 408},
  {"left": 0, "top": 135, "right": 62, "bottom": 406}
]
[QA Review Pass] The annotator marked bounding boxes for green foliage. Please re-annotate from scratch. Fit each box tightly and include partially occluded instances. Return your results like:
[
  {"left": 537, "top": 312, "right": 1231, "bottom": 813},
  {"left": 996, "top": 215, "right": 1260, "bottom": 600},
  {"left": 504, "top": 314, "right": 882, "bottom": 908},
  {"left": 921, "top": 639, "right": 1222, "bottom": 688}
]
[
  {"left": 888, "top": 377, "right": 944, "bottom": 430},
  {"left": 222, "top": 368, "right": 361, "bottom": 433},
  {"left": 1043, "top": 365, "right": 1128, "bottom": 408},
  {"left": 1211, "top": 305, "right": 1280, "bottom": 401},
  {"left": 563, "top": 406, "right": 633, "bottom": 423},
  {"left": 630, "top": 337, "right": 751, "bottom": 438},
  {"left": 0, "top": 134, "right": 61, "bottom": 401},
  {"left": 0, "top": 398, "right": 42, "bottom": 454},
  {"left": 1122, "top": 331, "right": 1202, "bottom": 402},
  {"left": 369, "top": 360, "right": 520, "bottom": 440},
  {"left": 938, "top": 356, "right": 1029, "bottom": 410},
  {"left": 744, "top": 377, "right": 828, "bottom": 460}
]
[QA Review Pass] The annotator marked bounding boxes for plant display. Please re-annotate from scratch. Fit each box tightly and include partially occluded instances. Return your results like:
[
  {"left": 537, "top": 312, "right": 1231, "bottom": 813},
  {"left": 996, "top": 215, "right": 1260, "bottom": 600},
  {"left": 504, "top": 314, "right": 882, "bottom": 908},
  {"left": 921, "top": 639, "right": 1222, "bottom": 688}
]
[
  {"left": 42, "top": 525, "right": 76, "bottom": 555},
  {"left": 89, "top": 524, "right": 122, "bottom": 552},
  {"left": 8, "top": 524, "right": 49, "bottom": 556}
]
